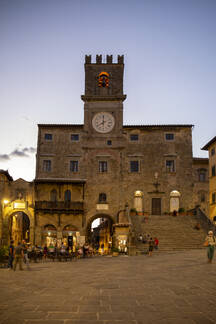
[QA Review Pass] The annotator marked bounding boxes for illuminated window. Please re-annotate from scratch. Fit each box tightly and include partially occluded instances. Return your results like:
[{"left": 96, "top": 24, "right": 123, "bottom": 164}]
[
  {"left": 43, "top": 160, "right": 51, "bottom": 172},
  {"left": 98, "top": 72, "right": 109, "bottom": 88}
]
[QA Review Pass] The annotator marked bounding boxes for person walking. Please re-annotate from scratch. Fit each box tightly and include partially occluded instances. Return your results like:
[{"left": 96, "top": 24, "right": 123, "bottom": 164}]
[
  {"left": 148, "top": 237, "right": 154, "bottom": 256},
  {"left": 204, "top": 230, "right": 216, "bottom": 263},
  {"left": 8, "top": 240, "right": 14, "bottom": 270},
  {"left": 22, "top": 240, "right": 30, "bottom": 270},
  {"left": 13, "top": 242, "right": 24, "bottom": 271}
]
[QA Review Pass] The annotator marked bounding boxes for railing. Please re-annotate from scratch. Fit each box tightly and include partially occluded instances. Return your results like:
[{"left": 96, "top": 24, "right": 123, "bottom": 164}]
[
  {"left": 35, "top": 201, "right": 84, "bottom": 211},
  {"left": 194, "top": 207, "right": 216, "bottom": 233}
]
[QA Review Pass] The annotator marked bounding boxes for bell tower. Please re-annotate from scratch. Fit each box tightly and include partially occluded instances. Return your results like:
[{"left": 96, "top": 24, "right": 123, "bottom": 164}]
[{"left": 81, "top": 55, "right": 126, "bottom": 136}]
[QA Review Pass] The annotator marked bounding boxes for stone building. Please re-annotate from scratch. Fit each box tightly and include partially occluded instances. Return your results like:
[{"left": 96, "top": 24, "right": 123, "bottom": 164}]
[
  {"left": 0, "top": 55, "right": 209, "bottom": 248},
  {"left": 33, "top": 55, "right": 209, "bottom": 248},
  {"left": 0, "top": 170, "right": 34, "bottom": 245},
  {"left": 202, "top": 136, "right": 216, "bottom": 222}
]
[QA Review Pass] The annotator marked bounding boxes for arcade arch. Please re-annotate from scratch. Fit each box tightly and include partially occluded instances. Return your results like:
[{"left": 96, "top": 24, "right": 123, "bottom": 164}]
[
  {"left": 8, "top": 211, "right": 30, "bottom": 244},
  {"left": 86, "top": 214, "right": 114, "bottom": 254}
]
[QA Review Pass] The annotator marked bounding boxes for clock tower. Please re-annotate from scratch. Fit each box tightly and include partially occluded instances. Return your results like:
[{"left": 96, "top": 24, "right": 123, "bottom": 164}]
[{"left": 81, "top": 55, "right": 126, "bottom": 136}]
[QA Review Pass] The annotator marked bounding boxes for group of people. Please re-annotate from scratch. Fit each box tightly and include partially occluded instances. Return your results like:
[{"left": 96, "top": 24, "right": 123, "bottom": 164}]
[
  {"left": 138, "top": 233, "right": 159, "bottom": 256},
  {"left": 8, "top": 240, "right": 30, "bottom": 271}
]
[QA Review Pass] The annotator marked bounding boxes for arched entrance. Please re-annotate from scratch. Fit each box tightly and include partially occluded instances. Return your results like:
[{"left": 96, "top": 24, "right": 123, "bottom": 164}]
[
  {"left": 62, "top": 224, "right": 79, "bottom": 251},
  {"left": 43, "top": 224, "right": 57, "bottom": 247},
  {"left": 86, "top": 215, "right": 114, "bottom": 254},
  {"left": 170, "top": 190, "right": 181, "bottom": 213},
  {"left": 9, "top": 212, "right": 30, "bottom": 244}
]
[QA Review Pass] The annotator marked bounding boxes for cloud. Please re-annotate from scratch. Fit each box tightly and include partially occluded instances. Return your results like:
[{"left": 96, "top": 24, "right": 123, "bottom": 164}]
[
  {"left": 0, "top": 147, "right": 36, "bottom": 161},
  {"left": 0, "top": 154, "right": 10, "bottom": 161}
]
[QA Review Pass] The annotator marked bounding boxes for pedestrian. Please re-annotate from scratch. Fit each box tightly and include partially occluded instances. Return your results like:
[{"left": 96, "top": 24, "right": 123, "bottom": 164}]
[
  {"left": 22, "top": 240, "right": 30, "bottom": 270},
  {"left": 13, "top": 242, "right": 24, "bottom": 271},
  {"left": 204, "top": 230, "right": 216, "bottom": 263},
  {"left": 8, "top": 240, "right": 14, "bottom": 270},
  {"left": 154, "top": 237, "right": 159, "bottom": 250},
  {"left": 148, "top": 237, "right": 154, "bottom": 256}
]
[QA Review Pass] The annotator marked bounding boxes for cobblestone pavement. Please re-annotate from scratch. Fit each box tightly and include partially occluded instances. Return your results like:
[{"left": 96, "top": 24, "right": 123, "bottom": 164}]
[{"left": 0, "top": 249, "right": 216, "bottom": 324}]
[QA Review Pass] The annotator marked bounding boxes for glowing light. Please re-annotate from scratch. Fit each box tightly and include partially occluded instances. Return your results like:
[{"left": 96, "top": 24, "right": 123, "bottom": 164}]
[{"left": 3, "top": 199, "right": 9, "bottom": 205}]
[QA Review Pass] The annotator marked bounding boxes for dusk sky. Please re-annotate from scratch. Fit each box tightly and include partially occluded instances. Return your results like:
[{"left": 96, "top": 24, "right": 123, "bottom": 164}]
[{"left": 0, "top": 0, "right": 215, "bottom": 181}]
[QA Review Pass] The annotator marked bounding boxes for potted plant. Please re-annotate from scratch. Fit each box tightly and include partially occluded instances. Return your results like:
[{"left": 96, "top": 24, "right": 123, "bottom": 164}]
[{"left": 111, "top": 246, "right": 119, "bottom": 256}]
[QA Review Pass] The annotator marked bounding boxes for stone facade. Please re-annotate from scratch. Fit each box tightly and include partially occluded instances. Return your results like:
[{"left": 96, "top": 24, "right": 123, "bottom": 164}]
[
  {"left": 0, "top": 55, "right": 209, "bottom": 247},
  {"left": 202, "top": 137, "right": 216, "bottom": 221}
]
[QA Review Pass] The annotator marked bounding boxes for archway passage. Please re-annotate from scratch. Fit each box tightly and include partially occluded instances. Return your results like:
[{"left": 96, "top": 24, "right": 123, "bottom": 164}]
[
  {"left": 9, "top": 212, "right": 30, "bottom": 244},
  {"left": 86, "top": 215, "right": 114, "bottom": 254}
]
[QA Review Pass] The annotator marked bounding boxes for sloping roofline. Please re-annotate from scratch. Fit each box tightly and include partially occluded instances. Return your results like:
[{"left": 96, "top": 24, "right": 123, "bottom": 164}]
[
  {"left": 201, "top": 136, "right": 216, "bottom": 151},
  {"left": 0, "top": 169, "right": 13, "bottom": 181}
]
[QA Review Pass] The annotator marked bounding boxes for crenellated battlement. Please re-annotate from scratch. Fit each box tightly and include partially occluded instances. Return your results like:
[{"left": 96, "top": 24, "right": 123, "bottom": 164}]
[{"left": 85, "top": 55, "right": 124, "bottom": 64}]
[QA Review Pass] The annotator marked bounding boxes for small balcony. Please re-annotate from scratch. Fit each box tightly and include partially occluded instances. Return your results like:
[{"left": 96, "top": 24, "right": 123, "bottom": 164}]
[{"left": 35, "top": 201, "right": 84, "bottom": 214}]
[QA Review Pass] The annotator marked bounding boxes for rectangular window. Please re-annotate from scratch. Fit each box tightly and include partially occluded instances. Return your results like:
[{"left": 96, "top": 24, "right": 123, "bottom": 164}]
[
  {"left": 212, "top": 193, "right": 216, "bottom": 204},
  {"left": 99, "top": 161, "right": 107, "bottom": 173},
  {"left": 166, "top": 160, "right": 175, "bottom": 173},
  {"left": 212, "top": 165, "right": 216, "bottom": 177},
  {"left": 199, "top": 172, "right": 206, "bottom": 182},
  {"left": 43, "top": 160, "right": 51, "bottom": 172},
  {"left": 130, "top": 134, "right": 139, "bottom": 141},
  {"left": 107, "top": 140, "right": 112, "bottom": 146},
  {"left": 165, "top": 133, "right": 174, "bottom": 141},
  {"left": 45, "top": 133, "right": 52, "bottom": 141},
  {"left": 71, "top": 134, "right": 79, "bottom": 141},
  {"left": 130, "top": 161, "right": 139, "bottom": 172},
  {"left": 70, "top": 160, "right": 79, "bottom": 172},
  {"left": 211, "top": 148, "right": 215, "bottom": 156}
]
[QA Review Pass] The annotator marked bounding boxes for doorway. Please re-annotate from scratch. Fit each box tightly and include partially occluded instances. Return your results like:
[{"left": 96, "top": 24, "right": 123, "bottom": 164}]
[
  {"left": 152, "top": 198, "right": 161, "bottom": 215},
  {"left": 9, "top": 212, "right": 30, "bottom": 244}
]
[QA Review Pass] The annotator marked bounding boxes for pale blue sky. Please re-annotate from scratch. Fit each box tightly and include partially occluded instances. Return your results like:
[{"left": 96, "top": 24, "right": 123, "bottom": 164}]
[{"left": 0, "top": 0, "right": 215, "bottom": 180}]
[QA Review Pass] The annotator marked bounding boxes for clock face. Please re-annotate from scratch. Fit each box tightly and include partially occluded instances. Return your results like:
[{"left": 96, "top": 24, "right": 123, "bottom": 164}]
[{"left": 92, "top": 112, "right": 115, "bottom": 133}]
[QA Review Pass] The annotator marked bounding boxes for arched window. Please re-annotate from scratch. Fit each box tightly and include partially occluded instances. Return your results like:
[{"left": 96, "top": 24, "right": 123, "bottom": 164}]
[
  {"left": 134, "top": 190, "right": 143, "bottom": 212},
  {"left": 98, "top": 72, "right": 109, "bottom": 88},
  {"left": 99, "top": 193, "right": 107, "bottom": 203},
  {"left": 64, "top": 190, "right": 71, "bottom": 202},
  {"left": 50, "top": 189, "right": 57, "bottom": 202}
]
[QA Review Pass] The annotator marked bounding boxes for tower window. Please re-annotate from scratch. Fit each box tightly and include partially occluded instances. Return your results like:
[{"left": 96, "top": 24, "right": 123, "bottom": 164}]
[
  {"left": 71, "top": 134, "right": 79, "bottom": 141},
  {"left": 130, "top": 134, "right": 139, "bottom": 141},
  {"left": 107, "top": 140, "right": 112, "bottom": 146},
  {"left": 45, "top": 133, "right": 52, "bottom": 141},
  {"left": 165, "top": 133, "right": 174, "bottom": 141},
  {"left": 98, "top": 72, "right": 109, "bottom": 88}
]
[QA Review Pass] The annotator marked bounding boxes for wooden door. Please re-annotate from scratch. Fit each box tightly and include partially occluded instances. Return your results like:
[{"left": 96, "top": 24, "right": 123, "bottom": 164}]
[{"left": 152, "top": 198, "right": 161, "bottom": 215}]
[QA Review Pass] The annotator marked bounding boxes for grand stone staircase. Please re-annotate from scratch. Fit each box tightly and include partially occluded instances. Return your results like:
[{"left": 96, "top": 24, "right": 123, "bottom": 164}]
[{"left": 130, "top": 213, "right": 209, "bottom": 253}]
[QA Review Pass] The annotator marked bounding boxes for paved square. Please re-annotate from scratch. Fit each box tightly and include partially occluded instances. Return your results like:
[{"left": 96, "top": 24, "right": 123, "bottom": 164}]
[{"left": 0, "top": 250, "right": 216, "bottom": 324}]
